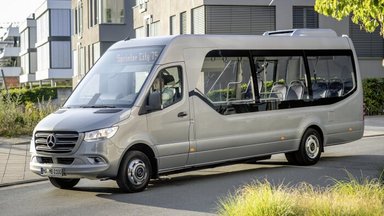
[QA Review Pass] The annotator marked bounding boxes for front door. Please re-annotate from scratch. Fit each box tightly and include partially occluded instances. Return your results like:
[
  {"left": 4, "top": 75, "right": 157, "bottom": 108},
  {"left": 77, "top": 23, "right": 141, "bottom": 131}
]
[{"left": 145, "top": 63, "right": 191, "bottom": 172}]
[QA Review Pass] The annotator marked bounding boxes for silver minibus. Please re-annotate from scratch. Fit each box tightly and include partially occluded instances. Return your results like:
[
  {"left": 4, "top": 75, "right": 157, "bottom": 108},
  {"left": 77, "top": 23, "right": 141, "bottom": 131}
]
[{"left": 30, "top": 29, "right": 364, "bottom": 192}]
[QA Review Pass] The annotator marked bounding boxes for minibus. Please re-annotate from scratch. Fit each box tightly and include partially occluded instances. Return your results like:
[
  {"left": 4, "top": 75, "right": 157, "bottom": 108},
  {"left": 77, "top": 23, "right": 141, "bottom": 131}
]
[{"left": 30, "top": 29, "right": 364, "bottom": 192}]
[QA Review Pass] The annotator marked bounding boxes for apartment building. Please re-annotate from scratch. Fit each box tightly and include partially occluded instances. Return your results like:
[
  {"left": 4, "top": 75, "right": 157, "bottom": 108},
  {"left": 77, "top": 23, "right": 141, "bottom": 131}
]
[
  {"left": 19, "top": 15, "right": 38, "bottom": 87},
  {"left": 71, "top": 0, "right": 135, "bottom": 85},
  {"left": 35, "top": 0, "right": 73, "bottom": 86},
  {"left": 133, "top": 0, "right": 384, "bottom": 78},
  {"left": 0, "top": 25, "right": 21, "bottom": 88}
]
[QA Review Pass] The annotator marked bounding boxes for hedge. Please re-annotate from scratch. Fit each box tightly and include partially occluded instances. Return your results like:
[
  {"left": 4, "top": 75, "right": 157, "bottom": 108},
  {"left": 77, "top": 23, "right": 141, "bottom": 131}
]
[
  {"left": 363, "top": 78, "right": 384, "bottom": 115},
  {"left": 1, "top": 86, "right": 71, "bottom": 104}
]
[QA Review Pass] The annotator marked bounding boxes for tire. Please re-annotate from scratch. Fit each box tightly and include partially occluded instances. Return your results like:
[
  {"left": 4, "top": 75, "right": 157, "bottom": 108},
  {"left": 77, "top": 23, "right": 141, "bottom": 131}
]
[
  {"left": 116, "top": 151, "right": 152, "bottom": 193},
  {"left": 49, "top": 177, "right": 80, "bottom": 189},
  {"left": 284, "top": 152, "right": 298, "bottom": 164},
  {"left": 286, "top": 128, "right": 322, "bottom": 166}
]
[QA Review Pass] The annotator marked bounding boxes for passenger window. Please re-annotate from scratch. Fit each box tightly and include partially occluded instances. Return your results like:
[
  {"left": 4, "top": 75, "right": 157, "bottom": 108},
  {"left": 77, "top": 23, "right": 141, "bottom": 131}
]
[
  {"left": 254, "top": 56, "right": 308, "bottom": 103},
  {"left": 307, "top": 55, "right": 355, "bottom": 99},
  {"left": 150, "top": 66, "right": 183, "bottom": 109},
  {"left": 197, "top": 53, "right": 255, "bottom": 115}
]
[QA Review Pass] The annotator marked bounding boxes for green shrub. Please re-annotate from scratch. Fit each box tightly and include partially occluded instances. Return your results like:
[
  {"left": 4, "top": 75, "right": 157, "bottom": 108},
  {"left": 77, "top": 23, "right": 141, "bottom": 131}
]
[
  {"left": 1, "top": 86, "right": 71, "bottom": 105},
  {"left": 363, "top": 78, "right": 384, "bottom": 115},
  {"left": 0, "top": 97, "right": 58, "bottom": 137}
]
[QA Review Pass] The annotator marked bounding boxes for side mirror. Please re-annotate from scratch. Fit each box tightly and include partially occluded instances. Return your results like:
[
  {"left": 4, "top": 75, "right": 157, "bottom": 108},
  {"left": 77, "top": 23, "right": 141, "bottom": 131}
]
[{"left": 147, "top": 92, "right": 161, "bottom": 111}]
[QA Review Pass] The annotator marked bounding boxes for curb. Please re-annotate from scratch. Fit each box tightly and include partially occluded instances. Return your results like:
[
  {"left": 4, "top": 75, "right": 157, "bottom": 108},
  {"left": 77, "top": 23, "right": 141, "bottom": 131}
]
[
  {"left": 0, "top": 141, "right": 30, "bottom": 146},
  {"left": 363, "top": 134, "right": 384, "bottom": 138},
  {"left": 0, "top": 178, "right": 48, "bottom": 188}
]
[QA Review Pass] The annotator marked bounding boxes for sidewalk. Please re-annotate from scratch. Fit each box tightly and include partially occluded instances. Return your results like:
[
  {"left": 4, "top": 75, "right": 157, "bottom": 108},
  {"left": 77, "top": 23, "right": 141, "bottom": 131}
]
[
  {"left": 0, "top": 136, "right": 46, "bottom": 186},
  {"left": 1, "top": 117, "right": 383, "bottom": 187}
]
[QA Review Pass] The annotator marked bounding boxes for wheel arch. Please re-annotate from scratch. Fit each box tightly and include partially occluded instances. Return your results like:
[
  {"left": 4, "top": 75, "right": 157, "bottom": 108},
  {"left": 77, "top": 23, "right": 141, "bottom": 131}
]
[
  {"left": 302, "top": 125, "right": 325, "bottom": 152},
  {"left": 120, "top": 143, "right": 159, "bottom": 179}
]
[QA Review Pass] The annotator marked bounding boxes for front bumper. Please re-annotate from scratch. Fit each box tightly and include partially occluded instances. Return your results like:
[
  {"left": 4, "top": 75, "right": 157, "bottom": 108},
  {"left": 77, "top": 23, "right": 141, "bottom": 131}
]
[{"left": 30, "top": 138, "right": 121, "bottom": 179}]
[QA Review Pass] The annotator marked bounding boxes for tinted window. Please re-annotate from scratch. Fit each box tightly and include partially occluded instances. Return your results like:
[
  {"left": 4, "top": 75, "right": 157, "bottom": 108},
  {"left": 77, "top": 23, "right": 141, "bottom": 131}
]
[{"left": 307, "top": 55, "right": 355, "bottom": 99}]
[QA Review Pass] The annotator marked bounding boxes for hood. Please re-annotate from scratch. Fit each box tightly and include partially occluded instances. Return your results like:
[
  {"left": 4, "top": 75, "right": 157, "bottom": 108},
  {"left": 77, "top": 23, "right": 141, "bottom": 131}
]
[{"left": 35, "top": 108, "right": 131, "bottom": 133}]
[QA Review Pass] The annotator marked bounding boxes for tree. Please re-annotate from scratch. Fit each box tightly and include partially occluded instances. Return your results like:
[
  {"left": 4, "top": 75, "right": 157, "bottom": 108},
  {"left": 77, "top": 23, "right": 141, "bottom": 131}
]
[{"left": 315, "top": 0, "right": 384, "bottom": 36}]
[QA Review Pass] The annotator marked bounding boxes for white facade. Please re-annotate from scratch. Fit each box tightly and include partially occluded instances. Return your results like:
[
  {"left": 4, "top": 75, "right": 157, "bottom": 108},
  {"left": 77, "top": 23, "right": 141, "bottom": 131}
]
[
  {"left": 133, "top": 0, "right": 384, "bottom": 78},
  {"left": 19, "top": 15, "right": 38, "bottom": 84},
  {"left": 0, "top": 25, "right": 21, "bottom": 87},
  {"left": 35, "top": 0, "right": 73, "bottom": 82},
  {"left": 71, "top": 0, "right": 134, "bottom": 86}
]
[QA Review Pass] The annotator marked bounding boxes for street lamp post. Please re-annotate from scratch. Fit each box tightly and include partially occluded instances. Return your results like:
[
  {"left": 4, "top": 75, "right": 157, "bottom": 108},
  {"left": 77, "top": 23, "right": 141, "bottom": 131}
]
[{"left": 1, "top": 68, "right": 9, "bottom": 98}]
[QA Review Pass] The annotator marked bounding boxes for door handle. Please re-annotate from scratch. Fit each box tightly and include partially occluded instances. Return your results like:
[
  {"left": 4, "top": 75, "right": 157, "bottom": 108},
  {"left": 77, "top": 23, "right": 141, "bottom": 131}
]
[{"left": 177, "top": 112, "right": 188, "bottom": 118}]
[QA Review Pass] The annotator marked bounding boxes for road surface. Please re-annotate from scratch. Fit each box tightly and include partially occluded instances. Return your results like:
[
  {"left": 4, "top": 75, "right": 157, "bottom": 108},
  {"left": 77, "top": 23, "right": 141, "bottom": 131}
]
[{"left": 0, "top": 136, "right": 383, "bottom": 216}]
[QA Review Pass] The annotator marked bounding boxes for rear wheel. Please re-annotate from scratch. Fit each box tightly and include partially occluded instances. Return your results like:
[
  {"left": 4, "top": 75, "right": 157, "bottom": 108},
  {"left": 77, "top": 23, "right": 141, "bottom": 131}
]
[
  {"left": 284, "top": 152, "right": 298, "bottom": 164},
  {"left": 116, "top": 151, "right": 152, "bottom": 193},
  {"left": 49, "top": 177, "right": 80, "bottom": 189},
  {"left": 285, "top": 128, "right": 322, "bottom": 166}
]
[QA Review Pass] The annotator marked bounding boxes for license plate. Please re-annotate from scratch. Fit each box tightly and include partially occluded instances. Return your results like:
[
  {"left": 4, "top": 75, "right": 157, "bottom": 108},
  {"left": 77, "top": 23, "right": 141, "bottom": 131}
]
[{"left": 40, "top": 167, "right": 64, "bottom": 177}]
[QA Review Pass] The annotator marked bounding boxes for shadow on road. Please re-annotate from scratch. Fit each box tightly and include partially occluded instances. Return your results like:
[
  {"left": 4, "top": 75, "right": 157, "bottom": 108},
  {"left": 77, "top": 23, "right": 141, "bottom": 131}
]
[{"left": 70, "top": 154, "right": 383, "bottom": 214}]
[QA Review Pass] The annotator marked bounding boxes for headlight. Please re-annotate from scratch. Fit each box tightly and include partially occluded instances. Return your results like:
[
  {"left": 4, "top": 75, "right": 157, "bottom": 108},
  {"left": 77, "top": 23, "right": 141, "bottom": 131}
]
[{"left": 84, "top": 126, "right": 118, "bottom": 141}]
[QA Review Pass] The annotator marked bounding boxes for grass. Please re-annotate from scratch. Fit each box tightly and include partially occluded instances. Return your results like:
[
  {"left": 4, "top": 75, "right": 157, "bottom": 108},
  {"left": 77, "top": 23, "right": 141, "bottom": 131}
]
[
  {"left": 0, "top": 97, "right": 58, "bottom": 137},
  {"left": 218, "top": 174, "right": 384, "bottom": 216}
]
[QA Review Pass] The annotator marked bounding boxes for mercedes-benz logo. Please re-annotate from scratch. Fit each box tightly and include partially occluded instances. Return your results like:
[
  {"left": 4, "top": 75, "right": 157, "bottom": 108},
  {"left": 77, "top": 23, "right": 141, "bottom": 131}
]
[{"left": 46, "top": 134, "right": 56, "bottom": 149}]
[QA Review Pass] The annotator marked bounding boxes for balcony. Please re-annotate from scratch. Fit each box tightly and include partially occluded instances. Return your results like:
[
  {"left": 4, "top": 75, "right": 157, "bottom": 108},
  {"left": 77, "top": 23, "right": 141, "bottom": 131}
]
[
  {"left": 0, "top": 67, "right": 21, "bottom": 77},
  {"left": 0, "top": 47, "right": 21, "bottom": 58},
  {"left": 1, "top": 27, "right": 19, "bottom": 41}
]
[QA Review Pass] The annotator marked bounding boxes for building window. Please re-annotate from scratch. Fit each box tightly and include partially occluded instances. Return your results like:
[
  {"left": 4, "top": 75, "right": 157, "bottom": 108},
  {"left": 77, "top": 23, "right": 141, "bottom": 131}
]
[
  {"left": 74, "top": 1, "right": 83, "bottom": 36},
  {"left": 51, "top": 9, "right": 71, "bottom": 36},
  {"left": 135, "top": 27, "right": 145, "bottom": 38},
  {"left": 36, "top": 11, "right": 49, "bottom": 43},
  {"left": 137, "top": 0, "right": 148, "bottom": 13},
  {"left": 150, "top": 21, "right": 159, "bottom": 37},
  {"left": 99, "top": 0, "right": 125, "bottom": 24},
  {"left": 349, "top": 20, "right": 384, "bottom": 57},
  {"left": 180, "top": 11, "right": 187, "bottom": 34},
  {"left": 51, "top": 42, "right": 71, "bottom": 69},
  {"left": 192, "top": 6, "right": 205, "bottom": 34},
  {"left": 170, "top": 15, "right": 176, "bottom": 35},
  {"left": 293, "top": 6, "right": 319, "bottom": 28},
  {"left": 93, "top": 0, "right": 98, "bottom": 25},
  {"left": 88, "top": 0, "right": 98, "bottom": 27}
]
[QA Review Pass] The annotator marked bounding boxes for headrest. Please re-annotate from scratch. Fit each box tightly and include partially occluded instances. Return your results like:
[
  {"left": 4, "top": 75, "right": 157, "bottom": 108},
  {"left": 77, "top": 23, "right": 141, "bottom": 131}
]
[{"left": 163, "top": 74, "right": 175, "bottom": 85}]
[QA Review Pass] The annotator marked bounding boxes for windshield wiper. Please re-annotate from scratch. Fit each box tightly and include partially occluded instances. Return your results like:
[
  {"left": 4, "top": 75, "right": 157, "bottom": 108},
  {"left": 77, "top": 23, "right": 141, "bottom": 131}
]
[{"left": 80, "top": 105, "right": 116, "bottom": 108}]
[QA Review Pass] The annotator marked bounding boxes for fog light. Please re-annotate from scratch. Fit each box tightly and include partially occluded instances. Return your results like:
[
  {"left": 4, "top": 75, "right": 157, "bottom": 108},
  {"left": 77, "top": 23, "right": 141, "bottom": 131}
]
[{"left": 87, "top": 157, "right": 106, "bottom": 164}]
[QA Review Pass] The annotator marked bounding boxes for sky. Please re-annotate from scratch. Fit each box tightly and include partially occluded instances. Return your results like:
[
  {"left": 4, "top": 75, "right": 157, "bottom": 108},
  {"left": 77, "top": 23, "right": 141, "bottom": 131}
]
[{"left": 0, "top": 0, "right": 44, "bottom": 26}]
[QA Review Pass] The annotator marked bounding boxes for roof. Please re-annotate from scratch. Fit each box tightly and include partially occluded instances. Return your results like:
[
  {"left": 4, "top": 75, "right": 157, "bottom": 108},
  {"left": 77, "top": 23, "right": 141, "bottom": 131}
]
[{"left": 109, "top": 29, "right": 353, "bottom": 63}]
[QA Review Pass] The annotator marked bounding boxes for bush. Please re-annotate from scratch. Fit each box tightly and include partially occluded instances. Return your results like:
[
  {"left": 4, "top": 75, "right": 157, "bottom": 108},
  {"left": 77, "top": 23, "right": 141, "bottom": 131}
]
[
  {"left": 218, "top": 177, "right": 384, "bottom": 216},
  {"left": 1, "top": 86, "right": 71, "bottom": 105},
  {"left": 0, "top": 97, "right": 59, "bottom": 137},
  {"left": 363, "top": 78, "right": 384, "bottom": 115}
]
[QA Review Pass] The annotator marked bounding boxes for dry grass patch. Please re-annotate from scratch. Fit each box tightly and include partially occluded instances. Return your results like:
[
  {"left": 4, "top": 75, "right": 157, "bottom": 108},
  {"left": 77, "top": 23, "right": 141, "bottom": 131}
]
[{"left": 218, "top": 176, "right": 384, "bottom": 216}]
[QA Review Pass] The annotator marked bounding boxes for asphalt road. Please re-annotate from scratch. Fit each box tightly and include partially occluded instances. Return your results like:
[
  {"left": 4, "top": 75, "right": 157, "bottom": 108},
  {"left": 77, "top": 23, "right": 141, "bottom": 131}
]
[{"left": 0, "top": 136, "right": 383, "bottom": 216}]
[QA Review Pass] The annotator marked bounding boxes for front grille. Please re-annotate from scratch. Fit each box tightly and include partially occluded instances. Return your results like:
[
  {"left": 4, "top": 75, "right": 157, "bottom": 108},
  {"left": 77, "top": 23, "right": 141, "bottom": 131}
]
[{"left": 35, "top": 131, "right": 79, "bottom": 153}]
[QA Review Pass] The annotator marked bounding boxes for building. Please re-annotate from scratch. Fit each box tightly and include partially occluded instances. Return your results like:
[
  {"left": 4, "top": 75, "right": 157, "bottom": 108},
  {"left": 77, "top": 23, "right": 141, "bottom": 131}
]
[
  {"left": 71, "top": 0, "right": 135, "bottom": 85},
  {"left": 133, "top": 0, "right": 384, "bottom": 78},
  {"left": 35, "top": 0, "right": 73, "bottom": 86},
  {"left": 19, "top": 14, "right": 38, "bottom": 87},
  {"left": 0, "top": 25, "right": 21, "bottom": 88}
]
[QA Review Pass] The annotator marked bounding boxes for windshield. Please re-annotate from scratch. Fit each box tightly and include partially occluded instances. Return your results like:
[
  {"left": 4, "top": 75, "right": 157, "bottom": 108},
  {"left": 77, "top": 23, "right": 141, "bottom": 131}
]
[{"left": 65, "top": 46, "right": 164, "bottom": 108}]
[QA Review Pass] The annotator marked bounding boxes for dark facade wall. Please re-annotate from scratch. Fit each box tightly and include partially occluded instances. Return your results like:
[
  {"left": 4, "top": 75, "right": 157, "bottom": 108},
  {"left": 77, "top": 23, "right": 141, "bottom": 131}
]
[{"left": 205, "top": 5, "right": 276, "bottom": 35}]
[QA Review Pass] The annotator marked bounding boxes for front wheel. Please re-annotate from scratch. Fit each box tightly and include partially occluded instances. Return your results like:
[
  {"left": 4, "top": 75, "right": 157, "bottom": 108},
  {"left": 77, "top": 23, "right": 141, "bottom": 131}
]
[
  {"left": 285, "top": 128, "right": 322, "bottom": 166},
  {"left": 116, "top": 151, "right": 152, "bottom": 193},
  {"left": 49, "top": 177, "right": 80, "bottom": 189}
]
